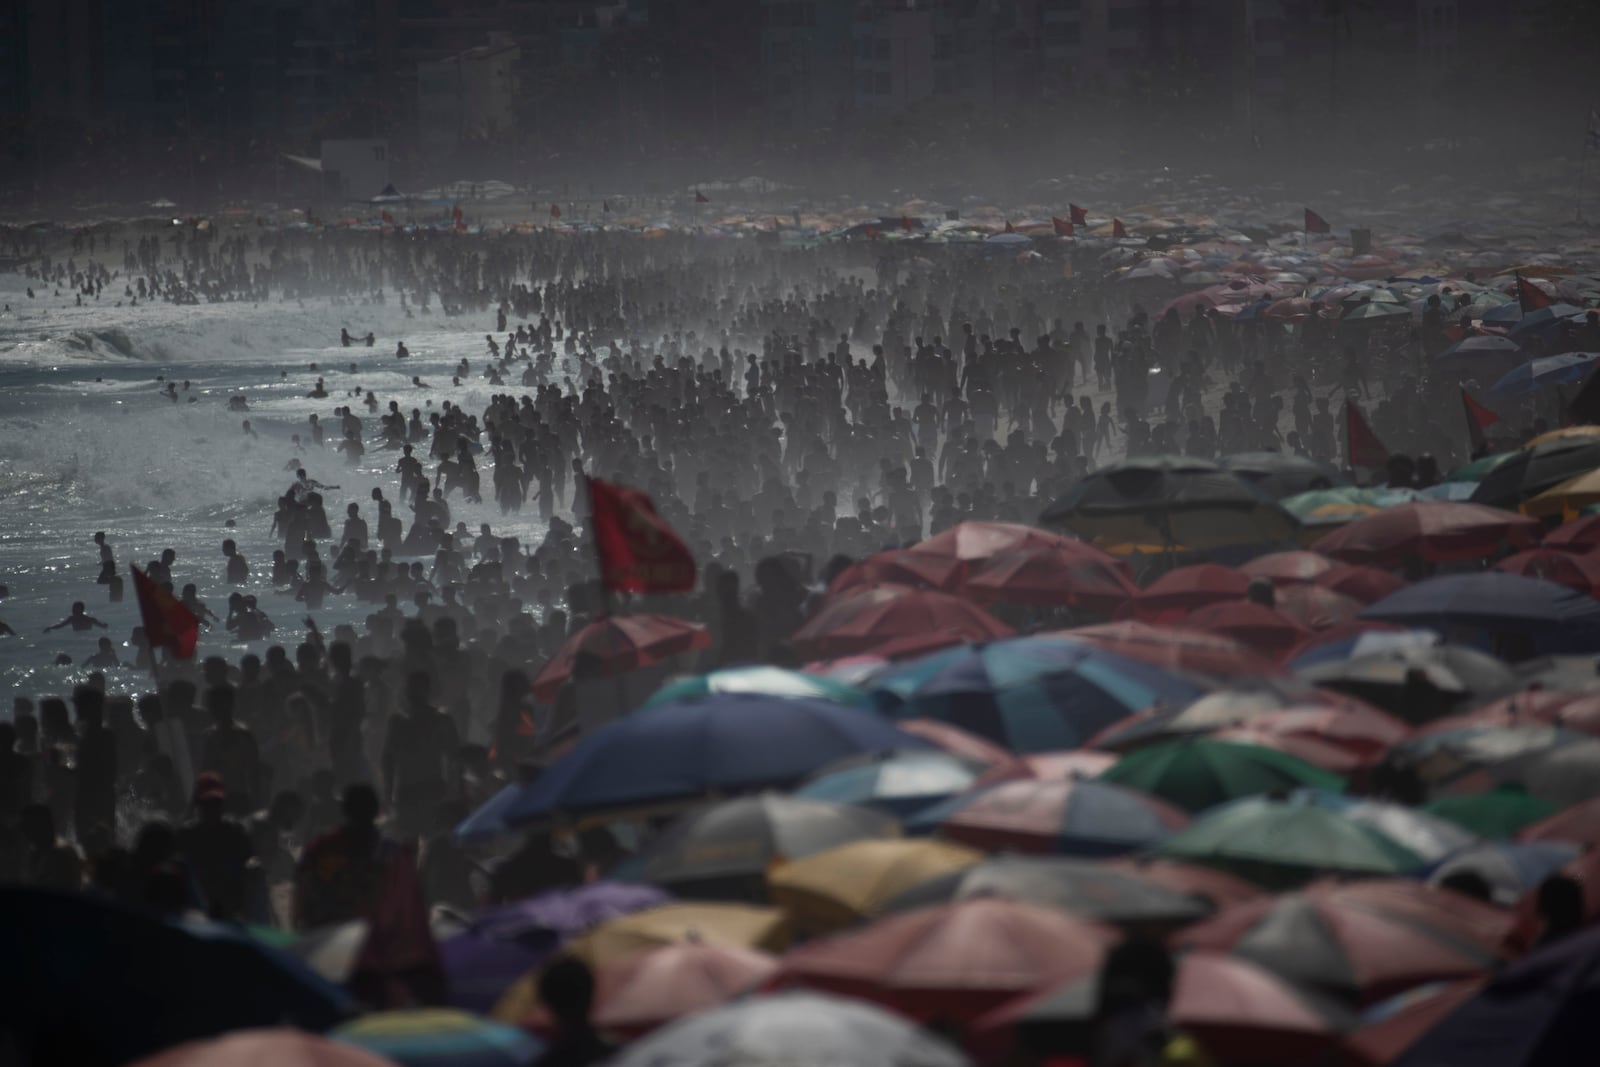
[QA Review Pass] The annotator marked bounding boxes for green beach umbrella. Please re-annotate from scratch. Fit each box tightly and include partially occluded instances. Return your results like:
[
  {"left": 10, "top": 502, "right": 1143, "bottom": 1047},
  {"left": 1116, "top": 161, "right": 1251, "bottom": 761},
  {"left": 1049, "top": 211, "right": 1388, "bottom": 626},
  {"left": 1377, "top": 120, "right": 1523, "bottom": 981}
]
[
  {"left": 1101, "top": 737, "right": 1344, "bottom": 814},
  {"left": 1422, "top": 786, "right": 1558, "bottom": 838}
]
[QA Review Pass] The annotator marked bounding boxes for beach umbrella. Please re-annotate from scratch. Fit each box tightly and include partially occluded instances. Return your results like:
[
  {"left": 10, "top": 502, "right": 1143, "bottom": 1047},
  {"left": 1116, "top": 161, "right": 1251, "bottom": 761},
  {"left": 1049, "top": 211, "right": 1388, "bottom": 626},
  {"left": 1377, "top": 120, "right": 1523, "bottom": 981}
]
[
  {"left": 975, "top": 749, "right": 1117, "bottom": 785},
  {"left": 333, "top": 1010, "right": 541, "bottom": 1067},
  {"left": 1521, "top": 467, "right": 1600, "bottom": 521},
  {"left": 1470, "top": 439, "right": 1600, "bottom": 510},
  {"left": 1239, "top": 550, "right": 1338, "bottom": 584},
  {"left": 796, "top": 751, "right": 986, "bottom": 818},
  {"left": 961, "top": 545, "right": 1138, "bottom": 612},
  {"left": 625, "top": 795, "right": 899, "bottom": 901},
  {"left": 878, "top": 855, "right": 1215, "bottom": 928},
  {"left": 1492, "top": 547, "right": 1600, "bottom": 592},
  {"left": 1101, "top": 738, "right": 1344, "bottom": 814},
  {"left": 1423, "top": 787, "right": 1559, "bottom": 838},
  {"left": 1213, "top": 703, "right": 1412, "bottom": 767},
  {"left": 1087, "top": 684, "right": 1342, "bottom": 753},
  {"left": 1184, "top": 601, "right": 1311, "bottom": 658},
  {"left": 1449, "top": 449, "right": 1519, "bottom": 482},
  {"left": 1426, "top": 841, "right": 1580, "bottom": 907},
  {"left": 131, "top": 1032, "right": 393, "bottom": 1067},
  {"left": 604, "top": 991, "right": 973, "bottom": 1067},
  {"left": 1312, "top": 501, "right": 1540, "bottom": 566},
  {"left": 1062, "top": 620, "right": 1288, "bottom": 679},
  {"left": 1272, "top": 583, "right": 1368, "bottom": 631},
  {"left": 1177, "top": 880, "right": 1512, "bottom": 1005},
  {"left": 1157, "top": 792, "right": 1469, "bottom": 889},
  {"left": 1129, "top": 563, "right": 1251, "bottom": 621},
  {"left": 1488, "top": 353, "right": 1600, "bottom": 400},
  {"left": 907, "top": 521, "right": 1088, "bottom": 567},
  {"left": 772, "top": 898, "right": 1116, "bottom": 1024},
  {"left": 1507, "top": 302, "right": 1586, "bottom": 338},
  {"left": 643, "top": 666, "right": 873, "bottom": 708},
  {"left": 531, "top": 615, "right": 710, "bottom": 702},
  {"left": 1541, "top": 512, "right": 1600, "bottom": 551},
  {"left": 1342, "top": 301, "right": 1412, "bottom": 325},
  {"left": 826, "top": 551, "right": 965, "bottom": 596},
  {"left": 1361, "top": 573, "right": 1600, "bottom": 655},
  {"left": 593, "top": 941, "right": 780, "bottom": 1039},
  {"left": 1221, "top": 452, "right": 1346, "bottom": 499},
  {"left": 1101, "top": 856, "right": 1265, "bottom": 910},
  {"left": 868, "top": 635, "right": 1208, "bottom": 752},
  {"left": 0, "top": 888, "right": 353, "bottom": 1067},
  {"left": 904, "top": 777, "right": 1190, "bottom": 856},
  {"left": 1473, "top": 737, "right": 1600, "bottom": 808},
  {"left": 1527, "top": 425, "right": 1600, "bottom": 448},
  {"left": 499, "top": 694, "right": 933, "bottom": 825},
  {"left": 1413, "top": 689, "right": 1600, "bottom": 739},
  {"left": 767, "top": 839, "right": 982, "bottom": 936},
  {"left": 1041, "top": 455, "right": 1298, "bottom": 550},
  {"left": 792, "top": 585, "right": 1014, "bottom": 658},
  {"left": 440, "top": 883, "right": 668, "bottom": 1014},
  {"left": 1002, "top": 952, "right": 1355, "bottom": 1067},
  {"left": 1286, "top": 622, "right": 1424, "bottom": 670},
  {"left": 1387, "top": 924, "right": 1600, "bottom": 1067}
]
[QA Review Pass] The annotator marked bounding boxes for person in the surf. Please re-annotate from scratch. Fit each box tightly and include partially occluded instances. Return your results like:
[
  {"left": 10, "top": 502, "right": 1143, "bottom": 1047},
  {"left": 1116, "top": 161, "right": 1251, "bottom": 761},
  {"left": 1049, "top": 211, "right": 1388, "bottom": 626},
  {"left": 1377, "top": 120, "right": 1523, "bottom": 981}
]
[
  {"left": 308, "top": 378, "right": 329, "bottom": 399},
  {"left": 44, "top": 601, "right": 108, "bottom": 633},
  {"left": 341, "top": 328, "right": 353, "bottom": 347},
  {"left": 396, "top": 342, "right": 410, "bottom": 359}
]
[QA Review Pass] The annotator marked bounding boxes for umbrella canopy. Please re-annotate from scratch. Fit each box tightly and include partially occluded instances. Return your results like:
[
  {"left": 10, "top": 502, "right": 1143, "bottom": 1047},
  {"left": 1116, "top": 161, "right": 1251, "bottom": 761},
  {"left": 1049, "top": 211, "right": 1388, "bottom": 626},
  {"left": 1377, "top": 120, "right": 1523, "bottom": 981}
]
[
  {"left": 1541, "top": 512, "right": 1600, "bottom": 552},
  {"left": 1522, "top": 795, "right": 1600, "bottom": 846},
  {"left": 895, "top": 718, "right": 1017, "bottom": 765},
  {"left": 1062, "top": 620, "right": 1288, "bottom": 679},
  {"left": 131, "top": 1031, "right": 393, "bottom": 1067},
  {"left": 1239, "top": 550, "right": 1338, "bottom": 584},
  {"left": 1156, "top": 792, "right": 1467, "bottom": 889},
  {"left": 792, "top": 585, "right": 1015, "bottom": 658},
  {"left": 1272, "top": 583, "right": 1369, "bottom": 631},
  {"left": 880, "top": 855, "right": 1215, "bottom": 929},
  {"left": 1101, "top": 737, "right": 1345, "bottom": 814},
  {"left": 1295, "top": 642, "right": 1516, "bottom": 720},
  {"left": 767, "top": 839, "right": 983, "bottom": 936},
  {"left": 904, "top": 776, "right": 1190, "bottom": 856},
  {"left": 1312, "top": 501, "right": 1540, "bottom": 566},
  {"left": 868, "top": 635, "right": 1208, "bottom": 752},
  {"left": 1315, "top": 564, "right": 1408, "bottom": 604},
  {"left": 593, "top": 941, "right": 780, "bottom": 1039},
  {"left": 1041, "top": 455, "right": 1298, "bottom": 550},
  {"left": 1473, "top": 736, "right": 1600, "bottom": 808},
  {"left": 0, "top": 889, "right": 354, "bottom": 1067},
  {"left": 1129, "top": 563, "right": 1251, "bottom": 622},
  {"left": 796, "top": 751, "right": 986, "bottom": 818},
  {"left": 1004, "top": 952, "right": 1354, "bottom": 1067},
  {"left": 643, "top": 666, "right": 873, "bottom": 708},
  {"left": 626, "top": 795, "right": 900, "bottom": 901},
  {"left": 1470, "top": 439, "right": 1600, "bottom": 511},
  {"left": 1424, "top": 787, "right": 1560, "bottom": 838},
  {"left": 1521, "top": 466, "right": 1600, "bottom": 521},
  {"left": 334, "top": 1010, "right": 541, "bottom": 1067},
  {"left": 1212, "top": 703, "right": 1412, "bottom": 767},
  {"left": 1221, "top": 452, "right": 1346, "bottom": 500},
  {"left": 500, "top": 694, "right": 933, "bottom": 824},
  {"left": 1361, "top": 573, "right": 1600, "bottom": 656},
  {"left": 1426, "top": 840, "right": 1581, "bottom": 907},
  {"left": 1100, "top": 856, "right": 1265, "bottom": 911},
  {"left": 1087, "top": 685, "right": 1342, "bottom": 753},
  {"left": 1185, "top": 601, "right": 1311, "bottom": 658},
  {"left": 1492, "top": 547, "right": 1600, "bottom": 592},
  {"left": 1414, "top": 689, "right": 1600, "bottom": 740},
  {"left": 773, "top": 898, "right": 1116, "bottom": 1024},
  {"left": 1394, "top": 724, "right": 1579, "bottom": 796},
  {"left": 605, "top": 991, "right": 973, "bottom": 1067},
  {"left": 907, "top": 521, "right": 1088, "bottom": 567},
  {"left": 1388, "top": 924, "right": 1600, "bottom": 1067},
  {"left": 826, "top": 551, "right": 966, "bottom": 596},
  {"left": 531, "top": 615, "right": 711, "bottom": 702},
  {"left": 961, "top": 545, "right": 1138, "bottom": 612},
  {"left": 1177, "top": 880, "right": 1512, "bottom": 1006},
  {"left": 440, "top": 883, "right": 668, "bottom": 1014},
  {"left": 1489, "top": 353, "right": 1600, "bottom": 400}
]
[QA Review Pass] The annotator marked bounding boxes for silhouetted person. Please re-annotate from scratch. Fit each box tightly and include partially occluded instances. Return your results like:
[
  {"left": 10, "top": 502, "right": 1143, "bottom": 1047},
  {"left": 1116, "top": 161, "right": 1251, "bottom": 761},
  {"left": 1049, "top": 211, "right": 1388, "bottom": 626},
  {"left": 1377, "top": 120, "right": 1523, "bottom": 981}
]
[
  {"left": 1536, "top": 874, "right": 1586, "bottom": 949},
  {"left": 532, "top": 957, "right": 615, "bottom": 1067},
  {"left": 176, "top": 771, "right": 255, "bottom": 920},
  {"left": 19, "top": 804, "right": 81, "bottom": 891},
  {"left": 73, "top": 686, "right": 118, "bottom": 848}
]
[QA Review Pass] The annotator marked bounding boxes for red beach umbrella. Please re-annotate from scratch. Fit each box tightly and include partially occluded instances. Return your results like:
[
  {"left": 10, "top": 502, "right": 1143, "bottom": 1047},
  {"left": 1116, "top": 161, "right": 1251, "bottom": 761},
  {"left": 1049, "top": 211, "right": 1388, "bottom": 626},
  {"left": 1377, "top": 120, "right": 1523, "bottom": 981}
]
[
  {"left": 792, "top": 585, "right": 1014, "bottom": 658},
  {"left": 532, "top": 614, "right": 711, "bottom": 702},
  {"left": 1312, "top": 502, "right": 1540, "bottom": 567}
]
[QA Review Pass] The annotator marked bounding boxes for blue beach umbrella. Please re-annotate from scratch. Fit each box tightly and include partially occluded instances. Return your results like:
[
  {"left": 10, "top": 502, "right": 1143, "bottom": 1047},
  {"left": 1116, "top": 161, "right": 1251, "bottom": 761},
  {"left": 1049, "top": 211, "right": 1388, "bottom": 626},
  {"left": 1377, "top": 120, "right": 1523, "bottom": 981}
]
[
  {"left": 1361, "top": 573, "right": 1600, "bottom": 655},
  {"left": 868, "top": 635, "right": 1208, "bottom": 753},
  {"left": 1488, "top": 353, "right": 1600, "bottom": 400},
  {"left": 795, "top": 750, "right": 988, "bottom": 818}
]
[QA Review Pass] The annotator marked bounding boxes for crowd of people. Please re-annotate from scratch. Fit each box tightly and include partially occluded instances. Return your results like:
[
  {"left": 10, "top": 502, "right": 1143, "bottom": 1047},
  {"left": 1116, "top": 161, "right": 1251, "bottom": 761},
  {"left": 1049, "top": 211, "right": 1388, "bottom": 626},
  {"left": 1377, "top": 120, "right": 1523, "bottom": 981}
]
[{"left": 1, "top": 215, "right": 1595, "bottom": 1057}]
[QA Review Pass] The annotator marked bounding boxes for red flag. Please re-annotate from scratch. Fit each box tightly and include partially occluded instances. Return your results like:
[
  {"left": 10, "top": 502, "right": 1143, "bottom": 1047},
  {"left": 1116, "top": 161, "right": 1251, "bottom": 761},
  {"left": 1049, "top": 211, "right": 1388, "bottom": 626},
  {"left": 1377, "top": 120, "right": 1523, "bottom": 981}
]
[
  {"left": 901, "top": 215, "right": 915, "bottom": 231},
  {"left": 1344, "top": 401, "right": 1389, "bottom": 470},
  {"left": 451, "top": 205, "right": 463, "bottom": 222},
  {"left": 694, "top": 190, "right": 709, "bottom": 203},
  {"left": 1004, "top": 220, "right": 1015, "bottom": 234},
  {"left": 381, "top": 211, "right": 394, "bottom": 225},
  {"left": 1052, "top": 216, "right": 1073, "bottom": 237},
  {"left": 1516, "top": 271, "right": 1554, "bottom": 313},
  {"left": 1304, "top": 207, "right": 1331, "bottom": 234},
  {"left": 132, "top": 566, "right": 199, "bottom": 660},
  {"left": 550, "top": 203, "right": 561, "bottom": 219},
  {"left": 1461, "top": 388, "right": 1502, "bottom": 452},
  {"left": 588, "top": 478, "right": 697, "bottom": 594},
  {"left": 1069, "top": 204, "right": 1088, "bottom": 225},
  {"left": 1111, "top": 218, "right": 1127, "bottom": 239},
  {"left": 864, "top": 223, "right": 880, "bottom": 239}
]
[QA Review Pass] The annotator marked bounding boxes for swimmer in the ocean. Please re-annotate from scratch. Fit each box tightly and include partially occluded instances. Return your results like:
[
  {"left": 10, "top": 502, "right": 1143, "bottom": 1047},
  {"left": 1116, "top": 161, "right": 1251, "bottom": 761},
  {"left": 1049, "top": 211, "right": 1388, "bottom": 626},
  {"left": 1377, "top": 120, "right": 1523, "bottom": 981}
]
[
  {"left": 44, "top": 601, "right": 108, "bottom": 633},
  {"left": 85, "top": 637, "right": 123, "bottom": 669},
  {"left": 242, "top": 419, "right": 258, "bottom": 439},
  {"left": 412, "top": 376, "right": 429, "bottom": 388},
  {"left": 308, "top": 378, "right": 329, "bottom": 398},
  {"left": 341, "top": 328, "right": 353, "bottom": 347},
  {"left": 396, "top": 342, "right": 410, "bottom": 359}
]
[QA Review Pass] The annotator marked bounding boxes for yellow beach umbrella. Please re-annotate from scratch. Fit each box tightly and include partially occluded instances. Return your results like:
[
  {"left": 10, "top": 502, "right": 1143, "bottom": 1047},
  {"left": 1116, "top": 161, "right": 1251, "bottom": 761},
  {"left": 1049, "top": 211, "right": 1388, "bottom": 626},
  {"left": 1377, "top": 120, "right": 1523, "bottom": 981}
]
[
  {"left": 491, "top": 902, "right": 789, "bottom": 1023},
  {"left": 766, "top": 839, "right": 981, "bottom": 937},
  {"left": 1525, "top": 425, "right": 1600, "bottom": 448},
  {"left": 1522, "top": 468, "right": 1600, "bottom": 520}
]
